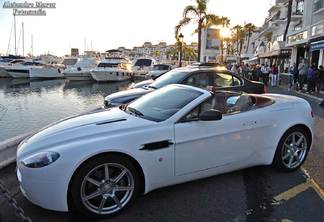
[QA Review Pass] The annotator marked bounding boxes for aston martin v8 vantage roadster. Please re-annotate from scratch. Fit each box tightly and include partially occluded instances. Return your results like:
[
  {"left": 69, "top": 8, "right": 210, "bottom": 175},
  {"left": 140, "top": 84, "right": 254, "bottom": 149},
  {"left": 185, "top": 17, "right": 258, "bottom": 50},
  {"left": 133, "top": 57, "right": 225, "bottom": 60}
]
[{"left": 16, "top": 84, "right": 315, "bottom": 218}]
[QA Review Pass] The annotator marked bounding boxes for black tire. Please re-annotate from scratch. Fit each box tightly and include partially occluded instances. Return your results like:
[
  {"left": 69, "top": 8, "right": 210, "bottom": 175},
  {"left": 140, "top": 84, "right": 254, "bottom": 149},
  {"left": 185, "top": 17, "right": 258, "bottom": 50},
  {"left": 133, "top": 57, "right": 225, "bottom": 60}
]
[
  {"left": 71, "top": 154, "right": 140, "bottom": 219},
  {"left": 273, "top": 126, "right": 310, "bottom": 172}
]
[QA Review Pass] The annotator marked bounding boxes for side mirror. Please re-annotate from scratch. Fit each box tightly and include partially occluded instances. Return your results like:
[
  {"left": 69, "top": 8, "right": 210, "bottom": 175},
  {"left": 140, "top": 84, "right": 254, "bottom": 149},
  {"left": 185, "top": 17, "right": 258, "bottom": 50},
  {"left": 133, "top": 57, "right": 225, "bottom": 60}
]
[{"left": 199, "top": 110, "right": 222, "bottom": 121}]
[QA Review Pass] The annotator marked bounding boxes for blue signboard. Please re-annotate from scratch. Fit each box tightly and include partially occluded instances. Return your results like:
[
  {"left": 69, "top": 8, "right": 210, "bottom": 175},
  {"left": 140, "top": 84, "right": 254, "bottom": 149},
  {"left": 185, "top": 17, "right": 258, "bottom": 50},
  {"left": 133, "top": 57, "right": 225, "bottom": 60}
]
[{"left": 310, "top": 41, "right": 324, "bottom": 51}]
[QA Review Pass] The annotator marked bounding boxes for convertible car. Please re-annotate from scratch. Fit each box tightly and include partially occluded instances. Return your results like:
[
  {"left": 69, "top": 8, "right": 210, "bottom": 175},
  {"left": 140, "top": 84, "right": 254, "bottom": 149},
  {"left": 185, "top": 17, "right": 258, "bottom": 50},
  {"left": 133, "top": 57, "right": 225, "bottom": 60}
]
[{"left": 16, "top": 84, "right": 315, "bottom": 219}]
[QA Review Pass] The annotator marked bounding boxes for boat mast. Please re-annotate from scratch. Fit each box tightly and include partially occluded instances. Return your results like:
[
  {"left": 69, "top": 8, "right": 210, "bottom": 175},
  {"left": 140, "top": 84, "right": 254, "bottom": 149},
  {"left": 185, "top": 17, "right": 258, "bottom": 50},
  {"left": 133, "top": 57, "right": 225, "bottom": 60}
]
[
  {"left": 31, "top": 34, "right": 33, "bottom": 56},
  {"left": 22, "top": 22, "right": 24, "bottom": 56},
  {"left": 14, "top": 14, "right": 17, "bottom": 55}
]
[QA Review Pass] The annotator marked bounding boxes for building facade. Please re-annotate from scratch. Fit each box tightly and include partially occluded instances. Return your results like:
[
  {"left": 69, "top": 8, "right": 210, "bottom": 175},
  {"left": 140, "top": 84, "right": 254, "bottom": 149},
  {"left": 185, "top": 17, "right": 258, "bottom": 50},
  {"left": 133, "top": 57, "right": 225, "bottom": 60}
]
[{"left": 253, "top": 0, "right": 324, "bottom": 72}]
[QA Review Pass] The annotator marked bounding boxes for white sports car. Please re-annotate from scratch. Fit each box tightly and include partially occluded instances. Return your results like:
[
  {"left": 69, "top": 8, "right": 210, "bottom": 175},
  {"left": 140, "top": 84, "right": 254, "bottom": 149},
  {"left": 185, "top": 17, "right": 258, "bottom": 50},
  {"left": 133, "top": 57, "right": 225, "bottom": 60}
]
[{"left": 16, "top": 84, "right": 315, "bottom": 219}]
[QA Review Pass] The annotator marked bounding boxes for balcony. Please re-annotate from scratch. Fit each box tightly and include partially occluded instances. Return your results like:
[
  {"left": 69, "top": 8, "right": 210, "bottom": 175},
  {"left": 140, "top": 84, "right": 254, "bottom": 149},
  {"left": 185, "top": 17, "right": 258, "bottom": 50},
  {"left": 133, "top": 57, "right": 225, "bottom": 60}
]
[
  {"left": 314, "top": 0, "right": 324, "bottom": 15},
  {"left": 291, "top": 10, "right": 304, "bottom": 21},
  {"left": 258, "top": 21, "right": 279, "bottom": 37},
  {"left": 268, "top": 4, "right": 281, "bottom": 13},
  {"left": 272, "top": 11, "right": 287, "bottom": 24}
]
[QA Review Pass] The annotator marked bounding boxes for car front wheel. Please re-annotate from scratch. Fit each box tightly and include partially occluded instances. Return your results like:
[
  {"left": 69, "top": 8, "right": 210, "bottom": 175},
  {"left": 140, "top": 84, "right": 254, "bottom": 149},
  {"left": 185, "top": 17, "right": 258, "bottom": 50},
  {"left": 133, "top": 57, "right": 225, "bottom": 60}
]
[
  {"left": 71, "top": 155, "right": 140, "bottom": 218},
  {"left": 273, "top": 126, "right": 310, "bottom": 172}
]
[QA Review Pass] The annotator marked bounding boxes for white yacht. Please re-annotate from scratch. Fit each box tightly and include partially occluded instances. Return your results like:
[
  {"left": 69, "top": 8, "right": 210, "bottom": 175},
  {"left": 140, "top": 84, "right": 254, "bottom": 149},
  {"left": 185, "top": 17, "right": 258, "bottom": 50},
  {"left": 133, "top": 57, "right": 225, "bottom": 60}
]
[
  {"left": 29, "top": 64, "right": 66, "bottom": 79},
  {"left": 132, "top": 58, "right": 156, "bottom": 78},
  {"left": 61, "top": 57, "right": 80, "bottom": 69},
  {"left": 6, "top": 61, "right": 45, "bottom": 78},
  {"left": 62, "top": 58, "right": 101, "bottom": 81},
  {"left": 0, "top": 59, "right": 27, "bottom": 78},
  {"left": 90, "top": 57, "right": 133, "bottom": 82}
]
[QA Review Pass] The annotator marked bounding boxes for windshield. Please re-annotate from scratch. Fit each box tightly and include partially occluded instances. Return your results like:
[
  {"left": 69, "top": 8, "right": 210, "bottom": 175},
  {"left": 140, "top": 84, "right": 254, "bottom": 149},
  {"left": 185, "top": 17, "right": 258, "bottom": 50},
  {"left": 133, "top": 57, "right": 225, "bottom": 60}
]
[
  {"left": 134, "top": 59, "right": 152, "bottom": 66},
  {"left": 126, "top": 85, "right": 203, "bottom": 122},
  {"left": 149, "top": 69, "right": 189, "bottom": 89}
]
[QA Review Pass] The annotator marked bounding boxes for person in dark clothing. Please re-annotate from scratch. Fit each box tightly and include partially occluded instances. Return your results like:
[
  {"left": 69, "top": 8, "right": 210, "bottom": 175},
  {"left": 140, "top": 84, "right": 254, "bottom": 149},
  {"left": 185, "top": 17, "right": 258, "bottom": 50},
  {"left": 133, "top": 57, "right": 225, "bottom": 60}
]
[
  {"left": 306, "top": 65, "right": 316, "bottom": 93},
  {"left": 316, "top": 65, "right": 324, "bottom": 93},
  {"left": 288, "top": 62, "right": 297, "bottom": 91}
]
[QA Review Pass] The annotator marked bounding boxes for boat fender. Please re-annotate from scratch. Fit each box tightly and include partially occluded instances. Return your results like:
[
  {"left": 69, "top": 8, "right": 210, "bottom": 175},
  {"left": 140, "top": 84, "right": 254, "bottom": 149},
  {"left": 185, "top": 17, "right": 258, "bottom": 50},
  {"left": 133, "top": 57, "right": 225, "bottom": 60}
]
[{"left": 58, "top": 68, "right": 61, "bottom": 73}]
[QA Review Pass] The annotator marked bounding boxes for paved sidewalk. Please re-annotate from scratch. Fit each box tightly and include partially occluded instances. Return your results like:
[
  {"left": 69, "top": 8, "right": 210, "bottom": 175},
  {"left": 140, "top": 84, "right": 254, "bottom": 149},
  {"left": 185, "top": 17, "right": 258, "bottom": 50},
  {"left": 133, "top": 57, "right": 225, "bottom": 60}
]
[{"left": 267, "top": 81, "right": 324, "bottom": 102}]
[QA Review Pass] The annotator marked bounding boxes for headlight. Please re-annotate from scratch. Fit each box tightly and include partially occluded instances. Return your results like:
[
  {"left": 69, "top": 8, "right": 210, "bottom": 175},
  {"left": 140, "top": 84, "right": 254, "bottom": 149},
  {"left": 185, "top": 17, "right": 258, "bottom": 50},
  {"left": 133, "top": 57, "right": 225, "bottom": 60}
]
[{"left": 21, "top": 152, "right": 60, "bottom": 168}]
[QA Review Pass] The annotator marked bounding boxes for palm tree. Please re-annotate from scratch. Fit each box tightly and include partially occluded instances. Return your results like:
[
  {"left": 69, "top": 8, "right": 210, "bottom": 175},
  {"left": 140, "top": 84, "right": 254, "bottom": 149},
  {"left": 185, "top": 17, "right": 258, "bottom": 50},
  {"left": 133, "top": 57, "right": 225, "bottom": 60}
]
[
  {"left": 175, "top": 0, "right": 221, "bottom": 62},
  {"left": 244, "top": 23, "right": 257, "bottom": 54},
  {"left": 232, "top": 25, "right": 242, "bottom": 55},
  {"left": 165, "top": 46, "right": 178, "bottom": 60},
  {"left": 183, "top": 44, "right": 196, "bottom": 61},
  {"left": 220, "top": 16, "right": 231, "bottom": 62},
  {"left": 153, "top": 49, "right": 161, "bottom": 59}
]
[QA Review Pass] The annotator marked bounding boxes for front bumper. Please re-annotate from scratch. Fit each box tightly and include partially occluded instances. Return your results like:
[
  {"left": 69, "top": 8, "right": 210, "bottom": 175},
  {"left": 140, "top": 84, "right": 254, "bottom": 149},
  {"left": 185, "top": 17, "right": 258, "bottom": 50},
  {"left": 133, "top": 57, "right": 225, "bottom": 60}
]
[{"left": 16, "top": 167, "right": 69, "bottom": 212}]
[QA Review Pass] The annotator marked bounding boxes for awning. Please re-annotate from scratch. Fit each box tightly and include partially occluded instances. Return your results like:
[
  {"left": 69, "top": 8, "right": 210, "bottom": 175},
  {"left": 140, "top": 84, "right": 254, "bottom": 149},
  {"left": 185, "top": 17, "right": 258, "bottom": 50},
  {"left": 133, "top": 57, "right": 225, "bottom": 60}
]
[
  {"left": 247, "top": 57, "right": 259, "bottom": 62},
  {"left": 310, "top": 41, "right": 324, "bottom": 51}
]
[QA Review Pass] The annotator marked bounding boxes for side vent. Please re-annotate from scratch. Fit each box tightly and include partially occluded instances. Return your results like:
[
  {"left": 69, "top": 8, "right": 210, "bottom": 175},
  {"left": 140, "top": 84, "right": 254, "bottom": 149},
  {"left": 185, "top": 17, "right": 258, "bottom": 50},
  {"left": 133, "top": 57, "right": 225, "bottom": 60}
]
[{"left": 140, "top": 140, "right": 174, "bottom": 151}]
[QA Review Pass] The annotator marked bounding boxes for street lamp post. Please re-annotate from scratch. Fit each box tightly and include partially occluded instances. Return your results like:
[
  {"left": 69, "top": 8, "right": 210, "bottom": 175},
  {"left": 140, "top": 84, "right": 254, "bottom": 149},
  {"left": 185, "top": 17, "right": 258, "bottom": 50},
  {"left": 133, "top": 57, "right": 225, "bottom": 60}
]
[{"left": 178, "top": 33, "right": 184, "bottom": 67}]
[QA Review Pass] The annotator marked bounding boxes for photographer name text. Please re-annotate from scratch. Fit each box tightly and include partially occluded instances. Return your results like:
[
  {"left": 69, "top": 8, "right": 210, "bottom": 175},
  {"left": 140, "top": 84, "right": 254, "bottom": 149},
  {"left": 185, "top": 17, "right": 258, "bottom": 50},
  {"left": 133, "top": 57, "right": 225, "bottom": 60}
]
[{"left": 3, "top": 1, "right": 56, "bottom": 16}]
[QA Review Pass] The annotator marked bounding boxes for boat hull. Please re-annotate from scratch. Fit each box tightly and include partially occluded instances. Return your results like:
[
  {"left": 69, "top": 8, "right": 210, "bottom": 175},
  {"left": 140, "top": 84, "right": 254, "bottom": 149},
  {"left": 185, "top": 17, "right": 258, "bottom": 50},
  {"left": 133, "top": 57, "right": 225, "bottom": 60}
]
[
  {"left": 6, "top": 69, "right": 30, "bottom": 78},
  {"left": 0, "top": 67, "right": 12, "bottom": 78},
  {"left": 62, "top": 70, "right": 93, "bottom": 81},
  {"left": 90, "top": 69, "right": 132, "bottom": 82},
  {"left": 29, "top": 68, "right": 66, "bottom": 79}
]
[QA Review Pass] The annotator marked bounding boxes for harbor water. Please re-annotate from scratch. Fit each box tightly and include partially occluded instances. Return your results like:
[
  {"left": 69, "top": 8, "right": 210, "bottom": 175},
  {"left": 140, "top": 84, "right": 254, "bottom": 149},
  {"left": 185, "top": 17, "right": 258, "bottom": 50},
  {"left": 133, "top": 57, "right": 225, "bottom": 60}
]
[{"left": 0, "top": 78, "right": 137, "bottom": 142}]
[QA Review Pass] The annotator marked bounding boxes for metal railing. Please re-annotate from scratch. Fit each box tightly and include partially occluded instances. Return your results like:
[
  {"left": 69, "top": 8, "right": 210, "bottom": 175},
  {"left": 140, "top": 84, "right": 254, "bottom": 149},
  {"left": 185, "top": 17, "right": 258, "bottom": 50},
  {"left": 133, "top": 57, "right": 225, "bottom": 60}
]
[{"left": 314, "top": 0, "right": 324, "bottom": 12}]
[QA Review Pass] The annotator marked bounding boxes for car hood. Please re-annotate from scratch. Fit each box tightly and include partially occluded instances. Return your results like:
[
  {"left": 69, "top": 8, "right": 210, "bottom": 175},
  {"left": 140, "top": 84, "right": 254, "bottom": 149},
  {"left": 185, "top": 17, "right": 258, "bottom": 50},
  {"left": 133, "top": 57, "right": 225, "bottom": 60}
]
[
  {"left": 17, "top": 108, "right": 154, "bottom": 157},
  {"left": 105, "top": 87, "right": 155, "bottom": 102}
]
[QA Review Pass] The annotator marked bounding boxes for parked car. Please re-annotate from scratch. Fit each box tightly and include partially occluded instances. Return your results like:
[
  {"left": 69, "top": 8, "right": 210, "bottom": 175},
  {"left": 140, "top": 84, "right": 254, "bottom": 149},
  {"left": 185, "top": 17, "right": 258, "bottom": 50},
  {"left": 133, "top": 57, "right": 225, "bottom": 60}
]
[
  {"left": 104, "top": 66, "right": 266, "bottom": 108},
  {"left": 16, "top": 84, "right": 315, "bottom": 218},
  {"left": 145, "top": 64, "right": 171, "bottom": 79}
]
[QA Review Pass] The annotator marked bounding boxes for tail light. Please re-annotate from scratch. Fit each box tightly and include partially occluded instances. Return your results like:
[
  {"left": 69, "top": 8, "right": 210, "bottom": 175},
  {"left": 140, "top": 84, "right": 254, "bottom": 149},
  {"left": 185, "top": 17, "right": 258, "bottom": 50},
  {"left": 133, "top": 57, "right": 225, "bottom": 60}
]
[{"left": 311, "top": 111, "right": 315, "bottom": 118}]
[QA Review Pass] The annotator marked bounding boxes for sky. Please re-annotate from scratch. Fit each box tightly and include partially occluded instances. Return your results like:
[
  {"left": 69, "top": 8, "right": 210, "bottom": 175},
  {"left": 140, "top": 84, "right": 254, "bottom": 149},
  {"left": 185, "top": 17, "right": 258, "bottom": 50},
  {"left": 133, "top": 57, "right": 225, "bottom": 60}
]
[{"left": 0, "top": 0, "right": 274, "bottom": 57}]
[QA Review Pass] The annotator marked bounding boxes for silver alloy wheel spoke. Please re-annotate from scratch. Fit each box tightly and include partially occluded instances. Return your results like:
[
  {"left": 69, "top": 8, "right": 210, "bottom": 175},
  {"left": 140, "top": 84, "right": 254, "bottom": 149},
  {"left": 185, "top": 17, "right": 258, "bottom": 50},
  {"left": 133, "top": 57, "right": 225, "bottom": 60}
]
[
  {"left": 112, "top": 194, "right": 122, "bottom": 209},
  {"left": 116, "top": 186, "right": 134, "bottom": 192},
  {"left": 98, "top": 196, "right": 108, "bottom": 214},
  {"left": 83, "top": 190, "right": 101, "bottom": 201},
  {"left": 295, "top": 134, "right": 304, "bottom": 146},
  {"left": 104, "top": 164, "right": 110, "bottom": 181},
  {"left": 86, "top": 177, "right": 102, "bottom": 187},
  {"left": 114, "top": 169, "right": 128, "bottom": 183},
  {"left": 282, "top": 151, "right": 292, "bottom": 160}
]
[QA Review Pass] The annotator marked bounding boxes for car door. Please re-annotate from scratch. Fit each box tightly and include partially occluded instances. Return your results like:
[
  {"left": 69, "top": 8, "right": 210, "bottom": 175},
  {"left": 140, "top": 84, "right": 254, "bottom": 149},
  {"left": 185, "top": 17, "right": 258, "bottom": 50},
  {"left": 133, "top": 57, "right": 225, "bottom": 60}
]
[
  {"left": 174, "top": 96, "right": 260, "bottom": 176},
  {"left": 213, "top": 72, "right": 242, "bottom": 91},
  {"left": 181, "top": 71, "right": 213, "bottom": 89}
]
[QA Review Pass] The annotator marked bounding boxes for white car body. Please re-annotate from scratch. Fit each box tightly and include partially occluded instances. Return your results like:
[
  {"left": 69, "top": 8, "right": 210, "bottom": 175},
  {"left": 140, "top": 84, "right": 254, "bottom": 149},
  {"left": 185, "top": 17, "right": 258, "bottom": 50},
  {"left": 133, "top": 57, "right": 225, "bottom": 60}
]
[{"left": 16, "top": 84, "right": 315, "bottom": 216}]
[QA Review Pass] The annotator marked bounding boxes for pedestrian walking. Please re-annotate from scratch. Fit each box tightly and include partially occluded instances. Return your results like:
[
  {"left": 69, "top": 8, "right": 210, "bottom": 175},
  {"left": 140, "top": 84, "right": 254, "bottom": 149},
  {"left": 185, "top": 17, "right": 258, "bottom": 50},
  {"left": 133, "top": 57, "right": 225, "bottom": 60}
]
[
  {"left": 315, "top": 65, "right": 324, "bottom": 93},
  {"left": 306, "top": 65, "right": 316, "bottom": 93},
  {"left": 298, "top": 58, "right": 309, "bottom": 92},
  {"left": 227, "top": 62, "right": 232, "bottom": 70},
  {"left": 270, "top": 64, "right": 278, "bottom": 87},
  {"left": 261, "top": 62, "right": 271, "bottom": 86},
  {"left": 256, "top": 64, "right": 262, "bottom": 81},
  {"left": 237, "top": 64, "right": 243, "bottom": 77},
  {"left": 288, "top": 62, "right": 297, "bottom": 91},
  {"left": 231, "top": 64, "right": 238, "bottom": 74}
]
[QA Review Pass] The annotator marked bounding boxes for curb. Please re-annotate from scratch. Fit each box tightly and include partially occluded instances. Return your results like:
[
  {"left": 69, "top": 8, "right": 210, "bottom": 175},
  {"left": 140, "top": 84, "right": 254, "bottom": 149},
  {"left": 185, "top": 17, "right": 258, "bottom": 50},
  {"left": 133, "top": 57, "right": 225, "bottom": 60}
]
[
  {"left": 0, "top": 129, "right": 38, "bottom": 169},
  {"left": 276, "top": 84, "right": 323, "bottom": 102}
]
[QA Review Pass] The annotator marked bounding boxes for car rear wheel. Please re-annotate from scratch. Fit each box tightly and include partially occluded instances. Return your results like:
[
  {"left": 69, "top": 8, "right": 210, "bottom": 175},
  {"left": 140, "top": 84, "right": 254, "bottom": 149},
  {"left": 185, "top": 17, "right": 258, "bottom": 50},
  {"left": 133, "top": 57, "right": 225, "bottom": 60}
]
[
  {"left": 273, "top": 126, "right": 310, "bottom": 172},
  {"left": 71, "top": 155, "right": 140, "bottom": 218}
]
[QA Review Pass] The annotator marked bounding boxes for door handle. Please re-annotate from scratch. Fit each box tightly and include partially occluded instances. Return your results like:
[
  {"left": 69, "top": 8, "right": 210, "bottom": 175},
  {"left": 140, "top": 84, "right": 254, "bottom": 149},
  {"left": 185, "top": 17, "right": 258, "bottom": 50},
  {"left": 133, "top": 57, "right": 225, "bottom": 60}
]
[{"left": 243, "top": 121, "right": 256, "bottom": 127}]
